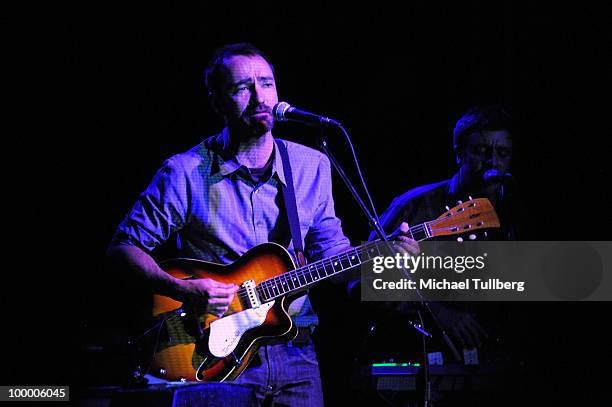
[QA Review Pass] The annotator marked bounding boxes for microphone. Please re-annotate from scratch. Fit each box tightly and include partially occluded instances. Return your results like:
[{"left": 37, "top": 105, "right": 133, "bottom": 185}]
[
  {"left": 483, "top": 169, "right": 513, "bottom": 184},
  {"left": 273, "top": 101, "right": 341, "bottom": 127}
]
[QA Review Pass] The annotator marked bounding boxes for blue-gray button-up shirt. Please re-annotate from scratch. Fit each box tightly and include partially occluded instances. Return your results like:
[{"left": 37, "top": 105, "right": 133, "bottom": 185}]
[{"left": 113, "top": 130, "right": 351, "bottom": 326}]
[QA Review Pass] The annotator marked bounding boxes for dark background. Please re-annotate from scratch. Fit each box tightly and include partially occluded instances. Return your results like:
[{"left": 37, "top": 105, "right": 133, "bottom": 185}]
[{"left": 4, "top": 0, "right": 610, "bottom": 403}]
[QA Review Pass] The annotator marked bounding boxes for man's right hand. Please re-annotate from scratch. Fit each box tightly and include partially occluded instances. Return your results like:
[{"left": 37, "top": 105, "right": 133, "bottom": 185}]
[
  {"left": 178, "top": 278, "right": 239, "bottom": 317},
  {"left": 106, "top": 244, "right": 239, "bottom": 317}
]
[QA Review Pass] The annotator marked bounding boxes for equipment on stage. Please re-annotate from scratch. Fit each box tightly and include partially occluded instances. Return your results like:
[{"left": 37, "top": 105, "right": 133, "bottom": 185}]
[{"left": 350, "top": 296, "right": 525, "bottom": 406}]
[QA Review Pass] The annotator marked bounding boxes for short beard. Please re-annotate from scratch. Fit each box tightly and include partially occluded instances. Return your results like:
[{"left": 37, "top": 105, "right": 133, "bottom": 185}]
[
  {"left": 249, "top": 116, "right": 274, "bottom": 136},
  {"left": 229, "top": 116, "right": 274, "bottom": 140}
]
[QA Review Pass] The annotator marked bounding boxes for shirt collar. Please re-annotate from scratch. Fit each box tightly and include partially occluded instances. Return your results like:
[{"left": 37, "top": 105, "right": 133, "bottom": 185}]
[{"left": 212, "top": 128, "right": 287, "bottom": 186}]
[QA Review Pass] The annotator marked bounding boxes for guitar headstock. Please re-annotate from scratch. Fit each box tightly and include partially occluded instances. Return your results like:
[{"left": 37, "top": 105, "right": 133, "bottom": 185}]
[{"left": 429, "top": 198, "right": 500, "bottom": 238}]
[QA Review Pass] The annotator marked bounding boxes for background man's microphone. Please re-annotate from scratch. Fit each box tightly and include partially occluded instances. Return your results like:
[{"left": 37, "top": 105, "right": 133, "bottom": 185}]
[
  {"left": 273, "top": 101, "right": 341, "bottom": 127},
  {"left": 483, "top": 169, "right": 513, "bottom": 184}
]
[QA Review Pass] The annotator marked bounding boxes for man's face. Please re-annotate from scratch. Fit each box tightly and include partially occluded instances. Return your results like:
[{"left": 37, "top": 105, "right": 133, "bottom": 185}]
[
  {"left": 215, "top": 54, "right": 278, "bottom": 136},
  {"left": 458, "top": 129, "right": 513, "bottom": 191}
]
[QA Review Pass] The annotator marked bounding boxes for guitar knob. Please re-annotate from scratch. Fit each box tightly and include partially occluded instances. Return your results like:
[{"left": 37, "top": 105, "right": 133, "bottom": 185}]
[
  {"left": 457, "top": 237, "right": 464, "bottom": 242},
  {"left": 484, "top": 231, "right": 488, "bottom": 238},
  {"left": 469, "top": 234, "right": 476, "bottom": 240}
]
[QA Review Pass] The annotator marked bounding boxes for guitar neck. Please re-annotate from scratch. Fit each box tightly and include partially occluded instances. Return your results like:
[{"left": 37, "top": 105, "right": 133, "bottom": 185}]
[{"left": 257, "top": 221, "right": 431, "bottom": 302}]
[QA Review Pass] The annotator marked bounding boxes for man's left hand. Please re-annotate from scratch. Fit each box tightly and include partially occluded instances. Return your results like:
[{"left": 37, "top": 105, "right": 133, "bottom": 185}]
[{"left": 393, "top": 222, "right": 420, "bottom": 257}]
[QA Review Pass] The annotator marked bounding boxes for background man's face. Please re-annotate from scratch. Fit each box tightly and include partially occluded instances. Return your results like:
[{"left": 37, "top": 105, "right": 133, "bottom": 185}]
[
  {"left": 458, "top": 129, "right": 513, "bottom": 191},
  {"left": 216, "top": 54, "right": 278, "bottom": 136}
]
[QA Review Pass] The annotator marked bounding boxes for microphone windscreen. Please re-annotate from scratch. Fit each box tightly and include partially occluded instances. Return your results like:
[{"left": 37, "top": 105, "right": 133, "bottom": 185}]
[{"left": 272, "top": 101, "right": 291, "bottom": 122}]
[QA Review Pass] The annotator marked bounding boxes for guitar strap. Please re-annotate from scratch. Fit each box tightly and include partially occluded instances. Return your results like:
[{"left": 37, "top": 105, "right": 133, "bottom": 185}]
[{"left": 275, "top": 140, "right": 307, "bottom": 267}]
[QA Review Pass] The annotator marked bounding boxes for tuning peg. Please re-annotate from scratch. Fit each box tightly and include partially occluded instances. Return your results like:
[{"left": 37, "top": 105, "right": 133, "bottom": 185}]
[
  {"left": 468, "top": 195, "right": 473, "bottom": 200},
  {"left": 445, "top": 205, "right": 450, "bottom": 211},
  {"left": 469, "top": 234, "right": 476, "bottom": 240},
  {"left": 457, "top": 237, "right": 464, "bottom": 242},
  {"left": 456, "top": 200, "right": 463, "bottom": 205},
  {"left": 483, "top": 231, "right": 488, "bottom": 238}
]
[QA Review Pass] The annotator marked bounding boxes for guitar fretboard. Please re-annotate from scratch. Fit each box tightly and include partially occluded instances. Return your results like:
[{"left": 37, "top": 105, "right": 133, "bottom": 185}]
[{"left": 256, "top": 222, "right": 430, "bottom": 302}]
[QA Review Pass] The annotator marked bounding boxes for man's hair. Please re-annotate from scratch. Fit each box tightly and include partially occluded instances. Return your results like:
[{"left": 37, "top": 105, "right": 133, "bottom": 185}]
[
  {"left": 204, "top": 42, "right": 274, "bottom": 97},
  {"left": 453, "top": 106, "right": 513, "bottom": 151}
]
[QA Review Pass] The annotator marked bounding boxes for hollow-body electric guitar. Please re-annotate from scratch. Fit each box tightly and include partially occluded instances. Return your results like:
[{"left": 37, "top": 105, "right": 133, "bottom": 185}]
[{"left": 147, "top": 198, "right": 499, "bottom": 382}]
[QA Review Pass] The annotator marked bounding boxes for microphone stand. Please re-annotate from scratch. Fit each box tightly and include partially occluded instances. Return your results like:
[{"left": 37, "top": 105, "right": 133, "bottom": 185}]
[
  {"left": 318, "top": 134, "right": 387, "bottom": 241},
  {"left": 497, "top": 175, "right": 518, "bottom": 240},
  {"left": 317, "top": 127, "right": 441, "bottom": 407}
]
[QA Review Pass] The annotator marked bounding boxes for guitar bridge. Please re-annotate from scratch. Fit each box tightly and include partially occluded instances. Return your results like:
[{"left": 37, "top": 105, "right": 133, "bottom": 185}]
[{"left": 242, "top": 279, "right": 261, "bottom": 308}]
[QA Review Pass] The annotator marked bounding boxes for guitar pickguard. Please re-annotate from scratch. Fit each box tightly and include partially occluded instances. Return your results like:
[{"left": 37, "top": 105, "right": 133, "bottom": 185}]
[{"left": 208, "top": 301, "right": 275, "bottom": 357}]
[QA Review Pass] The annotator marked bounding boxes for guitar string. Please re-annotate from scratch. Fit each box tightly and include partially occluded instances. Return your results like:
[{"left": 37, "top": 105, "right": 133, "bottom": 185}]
[
  {"left": 253, "top": 214, "right": 459, "bottom": 294},
  {"left": 247, "top": 222, "right": 492, "bottom": 300},
  {"left": 233, "top": 248, "right": 380, "bottom": 300},
  {"left": 253, "top": 226, "right": 493, "bottom": 300},
  {"left": 253, "top": 241, "right": 403, "bottom": 299},
  {"left": 253, "top": 227, "right": 442, "bottom": 296},
  {"left": 238, "top": 243, "right": 382, "bottom": 299},
  {"left": 237, "top": 206, "right": 493, "bottom": 300},
  {"left": 254, "top": 206, "right": 494, "bottom": 293}
]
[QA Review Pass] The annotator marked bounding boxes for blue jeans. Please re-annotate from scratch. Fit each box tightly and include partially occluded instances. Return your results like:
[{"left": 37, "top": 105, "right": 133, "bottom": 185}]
[{"left": 233, "top": 338, "right": 324, "bottom": 407}]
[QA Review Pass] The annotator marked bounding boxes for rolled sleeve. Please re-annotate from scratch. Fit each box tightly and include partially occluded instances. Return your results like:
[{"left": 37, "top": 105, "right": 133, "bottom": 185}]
[{"left": 111, "top": 157, "right": 191, "bottom": 252}]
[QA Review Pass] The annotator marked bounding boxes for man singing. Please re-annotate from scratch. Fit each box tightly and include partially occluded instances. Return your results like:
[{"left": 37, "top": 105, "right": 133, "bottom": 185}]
[{"left": 107, "top": 42, "right": 416, "bottom": 406}]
